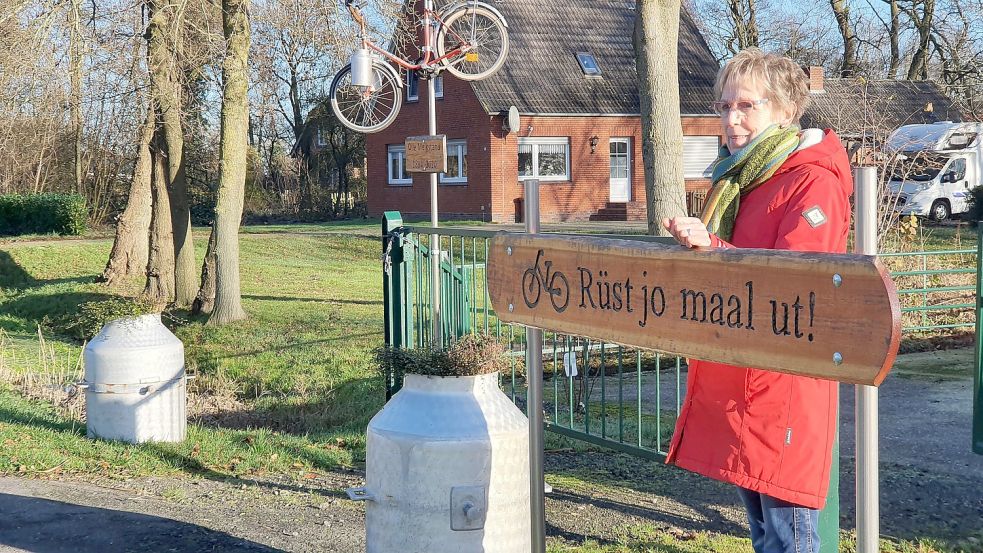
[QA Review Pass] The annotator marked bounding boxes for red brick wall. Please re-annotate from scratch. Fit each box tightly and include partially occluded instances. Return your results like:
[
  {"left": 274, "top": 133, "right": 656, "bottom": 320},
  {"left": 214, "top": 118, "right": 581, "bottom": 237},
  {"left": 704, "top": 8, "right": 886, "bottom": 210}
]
[
  {"left": 366, "top": 73, "right": 494, "bottom": 221},
  {"left": 489, "top": 115, "right": 723, "bottom": 222}
]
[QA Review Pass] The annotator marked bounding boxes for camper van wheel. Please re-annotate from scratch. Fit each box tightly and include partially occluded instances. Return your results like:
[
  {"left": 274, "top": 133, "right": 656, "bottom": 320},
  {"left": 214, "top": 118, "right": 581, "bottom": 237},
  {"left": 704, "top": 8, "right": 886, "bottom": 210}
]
[{"left": 930, "top": 200, "right": 951, "bottom": 222}]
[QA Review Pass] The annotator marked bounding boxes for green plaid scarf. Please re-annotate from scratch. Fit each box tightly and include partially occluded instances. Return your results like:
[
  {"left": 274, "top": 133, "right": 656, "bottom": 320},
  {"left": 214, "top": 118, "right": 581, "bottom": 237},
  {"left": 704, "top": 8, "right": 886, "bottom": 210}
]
[{"left": 700, "top": 124, "right": 801, "bottom": 241}]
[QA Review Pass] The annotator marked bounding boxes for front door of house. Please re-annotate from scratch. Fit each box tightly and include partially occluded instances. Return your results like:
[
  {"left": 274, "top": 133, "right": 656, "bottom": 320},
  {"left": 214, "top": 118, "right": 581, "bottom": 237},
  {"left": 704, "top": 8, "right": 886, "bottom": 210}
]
[{"left": 609, "top": 138, "right": 630, "bottom": 202}]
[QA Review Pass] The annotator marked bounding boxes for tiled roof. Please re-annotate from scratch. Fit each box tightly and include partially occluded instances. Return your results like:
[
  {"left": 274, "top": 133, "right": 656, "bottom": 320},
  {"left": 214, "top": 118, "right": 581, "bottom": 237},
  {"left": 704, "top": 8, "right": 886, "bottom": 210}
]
[
  {"left": 468, "top": 0, "right": 719, "bottom": 116},
  {"left": 801, "top": 78, "right": 966, "bottom": 137}
]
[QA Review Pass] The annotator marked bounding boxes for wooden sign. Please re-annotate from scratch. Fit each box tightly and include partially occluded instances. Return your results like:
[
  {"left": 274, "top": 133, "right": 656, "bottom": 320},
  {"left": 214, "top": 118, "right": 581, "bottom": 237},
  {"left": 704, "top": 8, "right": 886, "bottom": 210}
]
[
  {"left": 405, "top": 135, "right": 447, "bottom": 173},
  {"left": 487, "top": 234, "right": 901, "bottom": 386}
]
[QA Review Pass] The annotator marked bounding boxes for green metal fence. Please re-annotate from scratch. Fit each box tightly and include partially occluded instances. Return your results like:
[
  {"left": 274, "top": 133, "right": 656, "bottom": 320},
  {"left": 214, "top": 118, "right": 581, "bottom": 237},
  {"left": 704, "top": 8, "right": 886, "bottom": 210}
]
[
  {"left": 383, "top": 213, "right": 693, "bottom": 462},
  {"left": 384, "top": 211, "right": 981, "bottom": 413},
  {"left": 381, "top": 211, "right": 983, "bottom": 550}
]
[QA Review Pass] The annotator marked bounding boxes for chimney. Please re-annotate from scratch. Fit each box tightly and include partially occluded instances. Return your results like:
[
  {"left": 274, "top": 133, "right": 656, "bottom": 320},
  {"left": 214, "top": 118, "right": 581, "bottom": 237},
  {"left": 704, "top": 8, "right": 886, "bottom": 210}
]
[{"left": 806, "top": 66, "right": 824, "bottom": 94}]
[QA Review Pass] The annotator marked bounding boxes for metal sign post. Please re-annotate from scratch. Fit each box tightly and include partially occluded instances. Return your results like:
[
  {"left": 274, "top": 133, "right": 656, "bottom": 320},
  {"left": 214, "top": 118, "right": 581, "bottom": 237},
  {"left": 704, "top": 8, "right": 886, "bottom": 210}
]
[
  {"left": 523, "top": 179, "right": 546, "bottom": 553},
  {"left": 854, "top": 167, "right": 879, "bottom": 553},
  {"left": 424, "top": 0, "right": 442, "bottom": 346}
]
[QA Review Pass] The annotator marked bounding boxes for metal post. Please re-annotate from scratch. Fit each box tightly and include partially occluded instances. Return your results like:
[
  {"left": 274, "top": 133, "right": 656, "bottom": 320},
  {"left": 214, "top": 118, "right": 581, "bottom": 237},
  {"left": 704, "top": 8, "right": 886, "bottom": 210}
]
[
  {"left": 974, "top": 221, "right": 983, "bottom": 455},
  {"left": 382, "top": 211, "right": 405, "bottom": 400},
  {"left": 524, "top": 179, "right": 546, "bottom": 553},
  {"left": 854, "top": 166, "right": 879, "bottom": 553},
  {"left": 818, "top": 429, "right": 839, "bottom": 553},
  {"left": 425, "top": 0, "right": 442, "bottom": 347}
]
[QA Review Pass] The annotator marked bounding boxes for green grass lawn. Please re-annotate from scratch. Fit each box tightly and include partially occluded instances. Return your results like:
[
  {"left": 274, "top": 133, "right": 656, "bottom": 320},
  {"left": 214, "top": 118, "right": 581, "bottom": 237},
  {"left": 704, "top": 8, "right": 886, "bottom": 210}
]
[{"left": 0, "top": 224, "right": 386, "bottom": 480}]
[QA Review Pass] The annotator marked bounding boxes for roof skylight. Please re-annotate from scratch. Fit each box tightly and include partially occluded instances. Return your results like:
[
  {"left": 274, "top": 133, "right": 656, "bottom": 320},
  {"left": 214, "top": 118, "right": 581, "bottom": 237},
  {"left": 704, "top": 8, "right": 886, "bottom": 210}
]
[{"left": 576, "top": 52, "right": 601, "bottom": 77}]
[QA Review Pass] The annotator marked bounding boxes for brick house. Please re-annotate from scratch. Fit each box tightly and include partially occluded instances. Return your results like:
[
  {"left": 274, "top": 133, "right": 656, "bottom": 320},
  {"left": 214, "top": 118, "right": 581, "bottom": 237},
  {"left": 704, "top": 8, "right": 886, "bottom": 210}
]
[
  {"left": 360, "top": 1, "right": 968, "bottom": 222},
  {"left": 365, "top": 0, "right": 723, "bottom": 223}
]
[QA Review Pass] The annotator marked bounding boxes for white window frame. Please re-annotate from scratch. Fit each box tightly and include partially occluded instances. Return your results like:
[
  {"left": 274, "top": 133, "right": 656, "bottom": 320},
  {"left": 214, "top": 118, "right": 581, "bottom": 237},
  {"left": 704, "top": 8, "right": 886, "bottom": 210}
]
[
  {"left": 440, "top": 140, "right": 467, "bottom": 185},
  {"left": 407, "top": 71, "right": 419, "bottom": 102},
  {"left": 316, "top": 126, "right": 327, "bottom": 147},
  {"left": 518, "top": 137, "right": 571, "bottom": 182},
  {"left": 682, "top": 136, "right": 720, "bottom": 178},
  {"left": 433, "top": 75, "right": 444, "bottom": 99},
  {"left": 387, "top": 145, "right": 412, "bottom": 186}
]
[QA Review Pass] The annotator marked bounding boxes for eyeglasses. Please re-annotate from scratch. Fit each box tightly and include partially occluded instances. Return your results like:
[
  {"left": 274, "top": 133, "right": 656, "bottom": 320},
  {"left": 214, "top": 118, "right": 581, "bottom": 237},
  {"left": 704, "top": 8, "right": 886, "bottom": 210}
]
[{"left": 711, "top": 98, "right": 769, "bottom": 116}]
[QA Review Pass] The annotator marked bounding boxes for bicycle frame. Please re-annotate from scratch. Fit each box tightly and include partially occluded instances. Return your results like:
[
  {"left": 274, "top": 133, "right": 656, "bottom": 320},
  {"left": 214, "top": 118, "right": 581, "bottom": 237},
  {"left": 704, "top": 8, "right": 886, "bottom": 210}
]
[{"left": 348, "top": 0, "right": 475, "bottom": 73}]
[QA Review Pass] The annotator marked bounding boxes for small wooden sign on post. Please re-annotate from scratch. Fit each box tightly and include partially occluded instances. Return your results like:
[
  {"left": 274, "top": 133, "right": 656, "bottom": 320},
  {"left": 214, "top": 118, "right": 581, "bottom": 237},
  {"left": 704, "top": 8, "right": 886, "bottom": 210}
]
[
  {"left": 488, "top": 234, "right": 901, "bottom": 386},
  {"left": 405, "top": 135, "right": 447, "bottom": 173}
]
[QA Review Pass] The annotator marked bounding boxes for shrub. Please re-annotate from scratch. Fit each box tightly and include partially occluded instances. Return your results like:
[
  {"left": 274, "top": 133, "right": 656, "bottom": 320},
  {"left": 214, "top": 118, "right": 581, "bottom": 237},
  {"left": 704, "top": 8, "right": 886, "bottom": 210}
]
[
  {"left": 64, "top": 297, "right": 158, "bottom": 341},
  {"left": 966, "top": 185, "right": 983, "bottom": 227},
  {"left": 374, "top": 334, "right": 510, "bottom": 378},
  {"left": 0, "top": 193, "right": 88, "bottom": 236}
]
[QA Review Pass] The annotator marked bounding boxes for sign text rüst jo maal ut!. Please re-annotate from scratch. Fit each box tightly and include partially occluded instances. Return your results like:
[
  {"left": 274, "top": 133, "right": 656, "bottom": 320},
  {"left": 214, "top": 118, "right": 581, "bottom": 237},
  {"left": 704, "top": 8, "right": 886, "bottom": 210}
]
[{"left": 487, "top": 234, "right": 900, "bottom": 386}]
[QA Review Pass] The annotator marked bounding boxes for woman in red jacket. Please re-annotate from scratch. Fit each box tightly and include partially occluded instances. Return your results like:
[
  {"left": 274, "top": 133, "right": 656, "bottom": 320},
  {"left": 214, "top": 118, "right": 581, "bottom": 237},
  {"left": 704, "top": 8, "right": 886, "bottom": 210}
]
[{"left": 662, "top": 48, "right": 852, "bottom": 553}]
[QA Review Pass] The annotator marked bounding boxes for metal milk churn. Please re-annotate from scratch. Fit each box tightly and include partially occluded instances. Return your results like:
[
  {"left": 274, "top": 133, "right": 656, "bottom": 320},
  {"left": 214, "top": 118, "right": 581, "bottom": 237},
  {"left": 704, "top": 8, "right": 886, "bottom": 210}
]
[
  {"left": 81, "top": 314, "right": 186, "bottom": 443},
  {"left": 348, "top": 372, "right": 531, "bottom": 552}
]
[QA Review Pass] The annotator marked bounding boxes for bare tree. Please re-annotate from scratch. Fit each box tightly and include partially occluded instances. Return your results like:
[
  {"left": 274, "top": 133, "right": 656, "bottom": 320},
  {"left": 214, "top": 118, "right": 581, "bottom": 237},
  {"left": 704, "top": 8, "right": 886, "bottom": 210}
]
[
  {"left": 101, "top": 107, "right": 155, "bottom": 284},
  {"left": 635, "top": 0, "right": 687, "bottom": 236},
  {"left": 886, "top": 0, "right": 902, "bottom": 78},
  {"left": 207, "top": 0, "right": 250, "bottom": 325},
  {"left": 144, "top": 126, "right": 176, "bottom": 304},
  {"left": 928, "top": 0, "right": 983, "bottom": 116},
  {"left": 904, "top": 0, "right": 936, "bottom": 79},
  {"left": 686, "top": 0, "right": 769, "bottom": 58},
  {"left": 68, "top": 0, "right": 84, "bottom": 194},
  {"left": 147, "top": 0, "right": 196, "bottom": 307},
  {"left": 728, "top": 0, "right": 760, "bottom": 51},
  {"left": 192, "top": 223, "right": 217, "bottom": 315},
  {"left": 830, "top": 0, "right": 860, "bottom": 76}
]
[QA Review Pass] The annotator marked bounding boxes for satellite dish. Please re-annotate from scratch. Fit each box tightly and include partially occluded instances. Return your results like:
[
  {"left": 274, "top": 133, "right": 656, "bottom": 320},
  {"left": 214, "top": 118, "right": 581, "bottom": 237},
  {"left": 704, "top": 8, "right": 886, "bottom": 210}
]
[{"left": 503, "top": 106, "right": 520, "bottom": 134}]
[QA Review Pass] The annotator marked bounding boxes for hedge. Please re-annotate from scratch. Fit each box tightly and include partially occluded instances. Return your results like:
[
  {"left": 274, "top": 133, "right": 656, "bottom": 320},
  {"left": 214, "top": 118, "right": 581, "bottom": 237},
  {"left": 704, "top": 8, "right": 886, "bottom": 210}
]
[{"left": 0, "top": 193, "right": 88, "bottom": 236}]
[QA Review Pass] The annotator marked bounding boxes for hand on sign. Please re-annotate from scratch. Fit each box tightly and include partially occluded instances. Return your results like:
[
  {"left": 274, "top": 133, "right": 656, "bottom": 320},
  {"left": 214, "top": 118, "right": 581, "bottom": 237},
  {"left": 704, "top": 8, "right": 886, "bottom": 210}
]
[{"left": 662, "top": 217, "right": 712, "bottom": 249}]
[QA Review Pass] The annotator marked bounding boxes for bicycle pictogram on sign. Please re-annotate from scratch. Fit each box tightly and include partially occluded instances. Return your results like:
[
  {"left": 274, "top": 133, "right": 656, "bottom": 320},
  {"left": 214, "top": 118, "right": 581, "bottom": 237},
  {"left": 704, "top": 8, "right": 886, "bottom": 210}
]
[{"left": 522, "top": 249, "right": 570, "bottom": 313}]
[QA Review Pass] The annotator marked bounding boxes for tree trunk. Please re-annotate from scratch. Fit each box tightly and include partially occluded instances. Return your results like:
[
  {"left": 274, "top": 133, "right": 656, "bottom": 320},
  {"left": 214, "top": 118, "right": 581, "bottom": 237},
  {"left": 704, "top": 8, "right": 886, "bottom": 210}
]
[
  {"left": 68, "top": 0, "right": 84, "bottom": 195},
  {"left": 144, "top": 125, "right": 176, "bottom": 305},
  {"left": 192, "top": 223, "right": 217, "bottom": 315},
  {"left": 887, "top": 0, "right": 901, "bottom": 78},
  {"left": 289, "top": 64, "right": 304, "bottom": 143},
  {"left": 635, "top": 0, "right": 687, "bottom": 236},
  {"left": 728, "top": 0, "right": 759, "bottom": 51},
  {"left": 147, "top": 0, "right": 196, "bottom": 307},
  {"left": 830, "top": 0, "right": 859, "bottom": 77},
  {"left": 101, "top": 107, "right": 155, "bottom": 284},
  {"left": 906, "top": 0, "right": 934, "bottom": 80},
  {"left": 207, "top": 0, "right": 250, "bottom": 325}
]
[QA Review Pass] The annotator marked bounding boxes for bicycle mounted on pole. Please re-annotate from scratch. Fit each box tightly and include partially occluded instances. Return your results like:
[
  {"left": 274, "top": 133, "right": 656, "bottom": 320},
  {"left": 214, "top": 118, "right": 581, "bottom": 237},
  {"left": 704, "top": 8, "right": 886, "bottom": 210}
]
[{"left": 330, "top": 0, "right": 509, "bottom": 133}]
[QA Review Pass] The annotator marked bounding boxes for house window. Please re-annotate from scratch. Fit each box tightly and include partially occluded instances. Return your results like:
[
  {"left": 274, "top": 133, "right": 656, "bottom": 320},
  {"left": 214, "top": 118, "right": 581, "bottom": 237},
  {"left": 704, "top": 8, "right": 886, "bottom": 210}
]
[
  {"left": 440, "top": 140, "right": 467, "bottom": 184},
  {"left": 388, "top": 145, "right": 411, "bottom": 185},
  {"left": 576, "top": 52, "right": 601, "bottom": 77},
  {"left": 316, "top": 126, "right": 327, "bottom": 147},
  {"left": 518, "top": 138, "right": 570, "bottom": 181},
  {"left": 433, "top": 75, "right": 444, "bottom": 99},
  {"left": 407, "top": 71, "right": 419, "bottom": 102},
  {"left": 682, "top": 136, "right": 720, "bottom": 178}
]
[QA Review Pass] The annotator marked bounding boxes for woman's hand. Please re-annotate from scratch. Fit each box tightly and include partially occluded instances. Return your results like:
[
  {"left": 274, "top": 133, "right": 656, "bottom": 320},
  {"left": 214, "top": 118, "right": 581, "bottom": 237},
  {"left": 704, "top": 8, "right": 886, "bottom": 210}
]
[{"left": 662, "top": 217, "right": 712, "bottom": 248}]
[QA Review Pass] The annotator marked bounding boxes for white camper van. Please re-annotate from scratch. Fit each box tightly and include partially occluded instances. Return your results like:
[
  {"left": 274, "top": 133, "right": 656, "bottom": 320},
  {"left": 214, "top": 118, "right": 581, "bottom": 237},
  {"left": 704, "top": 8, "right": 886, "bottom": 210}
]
[{"left": 886, "top": 122, "right": 983, "bottom": 221}]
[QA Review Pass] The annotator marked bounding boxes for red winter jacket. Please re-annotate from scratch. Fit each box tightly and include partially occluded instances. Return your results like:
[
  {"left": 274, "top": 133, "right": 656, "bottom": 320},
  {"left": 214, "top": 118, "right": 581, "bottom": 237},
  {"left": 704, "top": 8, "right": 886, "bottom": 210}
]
[{"left": 665, "top": 129, "right": 853, "bottom": 509}]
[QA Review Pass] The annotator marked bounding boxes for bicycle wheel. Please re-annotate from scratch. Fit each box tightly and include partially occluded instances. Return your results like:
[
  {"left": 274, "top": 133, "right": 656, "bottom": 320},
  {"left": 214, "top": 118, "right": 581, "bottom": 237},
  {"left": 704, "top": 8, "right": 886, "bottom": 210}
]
[
  {"left": 329, "top": 61, "right": 403, "bottom": 133},
  {"left": 436, "top": 5, "right": 509, "bottom": 81},
  {"left": 549, "top": 272, "right": 570, "bottom": 313},
  {"left": 522, "top": 269, "right": 542, "bottom": 308}
]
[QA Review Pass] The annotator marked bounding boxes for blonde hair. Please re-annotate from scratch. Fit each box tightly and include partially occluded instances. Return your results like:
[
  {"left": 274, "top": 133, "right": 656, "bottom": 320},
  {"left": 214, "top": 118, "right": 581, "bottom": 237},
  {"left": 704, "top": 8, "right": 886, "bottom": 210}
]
[{"left": 714, "top": 48, "right": 811, "bottom": 124}]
